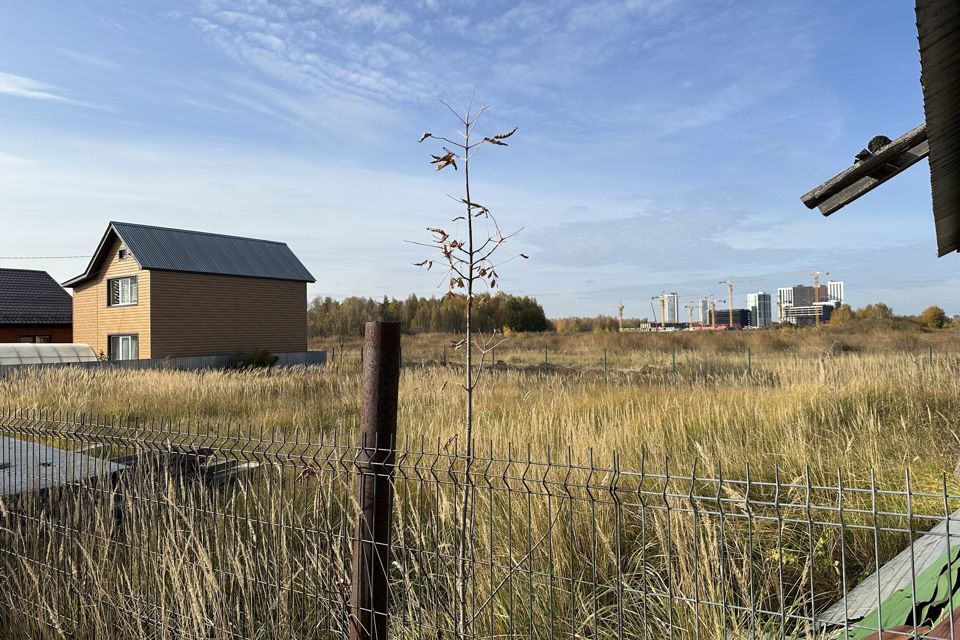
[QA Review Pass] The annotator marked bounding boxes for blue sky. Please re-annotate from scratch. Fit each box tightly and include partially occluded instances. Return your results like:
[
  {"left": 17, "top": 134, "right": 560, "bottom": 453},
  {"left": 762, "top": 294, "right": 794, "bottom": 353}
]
[{"left": 0, "top": 1, "right": 954, "bottom": 317}]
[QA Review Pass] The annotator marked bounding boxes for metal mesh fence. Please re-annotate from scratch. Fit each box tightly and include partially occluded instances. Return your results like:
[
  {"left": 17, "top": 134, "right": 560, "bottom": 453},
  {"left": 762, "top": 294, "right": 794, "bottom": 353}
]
[{"left": 1, "top": 407, "right": 958, "bottom": 639}]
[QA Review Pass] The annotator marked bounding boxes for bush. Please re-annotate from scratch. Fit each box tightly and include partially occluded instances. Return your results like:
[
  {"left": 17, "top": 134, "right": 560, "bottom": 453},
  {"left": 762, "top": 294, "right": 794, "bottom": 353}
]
[
  {"left": 232, "top": 350, "right": 279, "bottom": 369},
  {"left": 918, "top": 305, "right": 949, "bottom": 329}
]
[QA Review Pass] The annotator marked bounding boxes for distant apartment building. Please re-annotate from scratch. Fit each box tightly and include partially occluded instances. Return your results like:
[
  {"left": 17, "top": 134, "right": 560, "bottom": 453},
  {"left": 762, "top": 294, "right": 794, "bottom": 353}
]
[
  {"left": 698, "top": 298, "right": 711, "bottom": 325},
  {"left": 827, "top": 280, "right": 845, "bottom": 304},
  {"left": 776, "top": 287, "right": 794, "bottom": 322},
  {"left": 782, "top": 303, "right": 834, "bottom": 327},
  {"left": 714, "top": 308, "right": 751, "bottom": 329},
  {"left": 776, "top": 279, "right": 845, "bottom": 324},
  {"left": 790, "top": 284, "right": 828, "bottom": 307},
  {"left": 746, "top": 292, "right": 772, "bottom": 328},
  {"left": 665, "top": 292, "right": 680, "bottom": 324}
]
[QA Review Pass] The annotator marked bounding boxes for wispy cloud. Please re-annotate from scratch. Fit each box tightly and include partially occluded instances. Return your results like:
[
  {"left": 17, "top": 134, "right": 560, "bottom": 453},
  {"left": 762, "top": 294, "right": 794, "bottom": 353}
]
[
  {"left": 176, "top": 1, "right": 692, "bottom": 109},
  {"left": 53, "top": 47, "right": 120, "bottom": 70},
  {"left": 171, "top": 0, "right": 820, "bottom": 151},
  {"left": 0, "top": 71, "right": 73, "bottom": 101},
  {"left": 0, "top": 150, "right": 34, "bottom": 166},
  {"left": 0, "top": 71, "right": 112, "bottom": 110}
]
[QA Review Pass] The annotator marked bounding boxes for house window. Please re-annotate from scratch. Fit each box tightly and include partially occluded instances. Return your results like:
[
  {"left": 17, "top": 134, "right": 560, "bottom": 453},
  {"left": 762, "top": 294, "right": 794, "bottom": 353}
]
[
  {"left": 107, "top": 276, "right": 138, "bottom": 306},
  {"left": 19, "top": 336, "right": 52, "bottom": 343},
  {"left": 118, "top": 249, "right": 128, "bottom": 260},
  {"left": 108, "top": 335, "right": 139, "bottom": 361}
]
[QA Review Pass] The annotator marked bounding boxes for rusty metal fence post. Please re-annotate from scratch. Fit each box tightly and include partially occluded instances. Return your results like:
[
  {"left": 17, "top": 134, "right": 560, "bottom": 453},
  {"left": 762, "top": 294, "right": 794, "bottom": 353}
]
[{"left": 350, "top": 322, "right": 401, "bottom": 640}]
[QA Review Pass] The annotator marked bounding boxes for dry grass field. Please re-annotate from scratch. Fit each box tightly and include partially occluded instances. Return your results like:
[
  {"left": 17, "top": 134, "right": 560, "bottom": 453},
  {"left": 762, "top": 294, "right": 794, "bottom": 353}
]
[
  {"left": 1, "top": 325, "right": 959, "bottom": 638},
  {"left": 5, "top": 325, "right": 958, "bottom": 484}
]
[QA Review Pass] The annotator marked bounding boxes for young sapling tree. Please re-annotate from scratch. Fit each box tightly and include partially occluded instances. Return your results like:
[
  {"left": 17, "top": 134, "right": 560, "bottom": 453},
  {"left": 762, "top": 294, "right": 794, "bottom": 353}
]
[{"left": 414, "top": 98, "right": 524, "bottom": 635}]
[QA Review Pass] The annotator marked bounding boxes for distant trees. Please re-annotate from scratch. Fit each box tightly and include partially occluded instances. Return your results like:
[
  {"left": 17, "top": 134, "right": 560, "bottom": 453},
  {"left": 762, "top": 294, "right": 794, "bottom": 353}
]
[
  {"left": 918, "top": 305, "right": 949, "bottom": 329},
  {"left": 829, "top": 304, "right": 855, "bottom": 326},
  {"left": 307, "top": 292, "right": 547, "bottom": 337},
  {"left": 553, "top": 315, "right": 633, "bottom": 333},
  {"left": 825, "top": 302, "right": 894, "bottom": 325},
  {"left": 855, "top": 302, "right": 895, "bottom": 321},
  {"left": 824, "top": 302, "right": 953, "bottom": 329}
]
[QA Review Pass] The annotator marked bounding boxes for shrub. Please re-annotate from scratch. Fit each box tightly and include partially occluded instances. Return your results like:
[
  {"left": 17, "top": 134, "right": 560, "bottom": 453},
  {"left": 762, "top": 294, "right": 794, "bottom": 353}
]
[
  {"left": 232, "top": 349, "right": 278, "bottom": 369},
  {"left": 918, "top": 305, "right": 949, "bottom": 329}
]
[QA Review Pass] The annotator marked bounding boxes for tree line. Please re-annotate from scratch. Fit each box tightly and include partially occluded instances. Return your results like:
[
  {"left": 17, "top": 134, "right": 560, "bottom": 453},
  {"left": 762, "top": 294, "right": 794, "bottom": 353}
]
[
  {"left": 308, "top": 294, "right": 954, "bottom": 338},
  {"left": 308, "top": 293, "right": 550, "bottom": 337},
  {"left": 830, "top": 303, "right": 953, "bottom": 329}
]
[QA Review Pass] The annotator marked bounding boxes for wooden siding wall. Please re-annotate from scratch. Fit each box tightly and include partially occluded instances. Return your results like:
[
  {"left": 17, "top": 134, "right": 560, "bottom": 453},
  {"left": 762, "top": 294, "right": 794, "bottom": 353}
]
[
  {"left": 71, "top": 238, "right": 151, "bottom": 358},
  {"left": 149, "top": 272, "right": 307, "bottom": 358}
]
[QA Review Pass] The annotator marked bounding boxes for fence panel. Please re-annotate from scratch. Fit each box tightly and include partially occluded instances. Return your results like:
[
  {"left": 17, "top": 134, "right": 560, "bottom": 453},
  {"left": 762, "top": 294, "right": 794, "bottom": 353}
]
[{"left": 0, "top": 408, "right": 957, "bottom": 639}]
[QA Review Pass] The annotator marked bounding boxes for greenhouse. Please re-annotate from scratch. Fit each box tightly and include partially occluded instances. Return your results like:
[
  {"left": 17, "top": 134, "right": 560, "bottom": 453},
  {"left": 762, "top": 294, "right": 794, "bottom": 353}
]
[{"left": 0, "top": 343, "right": 97, "bottom": 366}]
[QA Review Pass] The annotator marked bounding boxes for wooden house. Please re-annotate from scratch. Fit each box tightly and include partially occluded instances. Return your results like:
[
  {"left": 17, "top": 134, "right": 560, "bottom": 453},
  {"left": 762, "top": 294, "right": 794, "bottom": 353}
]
[
  {"left": 63, "top": 222, "right": 315, "bottom": 360},
  {"left": 0, "top": 269, "right": 73, "bottom": 343}
]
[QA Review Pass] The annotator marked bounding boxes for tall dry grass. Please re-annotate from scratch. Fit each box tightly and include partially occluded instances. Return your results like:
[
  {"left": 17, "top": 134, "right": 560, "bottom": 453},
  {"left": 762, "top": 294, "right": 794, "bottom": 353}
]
[
  {"left": 0, "top": 331, "right": 958, "bottom": 638},
  {"left": 2, "top": 338, "right": 958, "bottom": 485}
]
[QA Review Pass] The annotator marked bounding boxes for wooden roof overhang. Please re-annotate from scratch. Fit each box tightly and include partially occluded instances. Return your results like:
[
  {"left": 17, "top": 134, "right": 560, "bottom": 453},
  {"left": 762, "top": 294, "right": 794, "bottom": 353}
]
[
  {"left": 800, "top": 0, "right": 960, "bottom": 257},
  {"left": 801, "top": 124, "right": 929, "bottom": 217}
]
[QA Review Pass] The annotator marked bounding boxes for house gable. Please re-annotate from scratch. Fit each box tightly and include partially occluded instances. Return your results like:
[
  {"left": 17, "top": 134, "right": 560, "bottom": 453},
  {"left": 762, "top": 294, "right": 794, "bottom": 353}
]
[{"left": 71, "top": 236, "right": 151, "bottom": 358}]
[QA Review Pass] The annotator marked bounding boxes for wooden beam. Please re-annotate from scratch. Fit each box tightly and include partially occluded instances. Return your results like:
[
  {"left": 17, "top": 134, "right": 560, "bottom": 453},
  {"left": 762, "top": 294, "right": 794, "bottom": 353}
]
[
  {"left": 818, "top": 508, "right": 960, "bottom": 627},
  {"left": 801, "top": 123, "right": 929, "bottom": 216}
]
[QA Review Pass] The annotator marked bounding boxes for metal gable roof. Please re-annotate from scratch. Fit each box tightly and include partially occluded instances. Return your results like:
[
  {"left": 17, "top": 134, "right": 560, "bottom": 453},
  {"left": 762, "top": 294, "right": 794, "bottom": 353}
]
[
  {"left": 0, "top": 269, "right": 73, "bottom": 326},
  {"left": 918, "top": 0, "right": 960, "bottom": 256},
  {"left": 64, "top": 222, "right": 316, "bottom": 287}
]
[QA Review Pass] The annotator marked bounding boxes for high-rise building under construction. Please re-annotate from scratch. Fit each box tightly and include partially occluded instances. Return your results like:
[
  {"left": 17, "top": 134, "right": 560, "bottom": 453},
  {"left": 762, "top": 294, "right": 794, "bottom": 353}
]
[
  {"left": 828, "top": 280, "right": 845, "bottom": 304},
  {"left": 746, "top": 292, "right": 772, "bottom": 328},
  {"left": 664, "top": 292, "right": 680, "bottom": 324}
]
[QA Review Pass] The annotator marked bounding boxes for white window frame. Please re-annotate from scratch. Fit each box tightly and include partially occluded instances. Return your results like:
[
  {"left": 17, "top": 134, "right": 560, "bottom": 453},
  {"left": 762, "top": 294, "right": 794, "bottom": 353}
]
[
  {"left": 108, "top": 335, "right": 139, "bottom": 361},
  {"left": 107, "top": 276, "right": 138, "bottom": 307}
]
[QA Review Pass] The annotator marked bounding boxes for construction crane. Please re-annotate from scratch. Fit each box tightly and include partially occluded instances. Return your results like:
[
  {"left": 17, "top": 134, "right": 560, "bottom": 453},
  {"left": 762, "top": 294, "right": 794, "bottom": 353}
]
[
  {"left": 650, "top": 292, "right": 667, "bottom": 330},
  {"left": 683, "top": 303, "right": 696, "bottom": 327},
  {"left": 717, "top": 277, "right": 762, "bottom": 328},
  {"left": 616, "top": 302, "right": 624, "bottom": 331},
  {"left": 708, "top": 297, "right": 725, "bottom": 329}
]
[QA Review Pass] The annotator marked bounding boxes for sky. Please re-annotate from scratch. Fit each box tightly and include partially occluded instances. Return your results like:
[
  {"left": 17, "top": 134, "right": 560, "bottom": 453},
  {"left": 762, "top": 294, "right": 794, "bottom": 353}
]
[{"left": 0, "top": 0, "right": 954, "bottom": 318}]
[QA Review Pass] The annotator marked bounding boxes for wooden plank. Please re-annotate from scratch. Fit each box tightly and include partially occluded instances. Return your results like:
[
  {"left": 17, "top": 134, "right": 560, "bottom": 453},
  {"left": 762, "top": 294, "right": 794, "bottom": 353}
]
[
  {"left": 0, "top": 436, "right": 124, "bottom": 497},
  {"left": 820, "top": 508, "right": 960, "bottom": 626},
  {"left": 816, "top": 140, "right": 930, "bottom": 215},
  {"left": 801, "top": 124, "right": 929, "bottom": 214}
]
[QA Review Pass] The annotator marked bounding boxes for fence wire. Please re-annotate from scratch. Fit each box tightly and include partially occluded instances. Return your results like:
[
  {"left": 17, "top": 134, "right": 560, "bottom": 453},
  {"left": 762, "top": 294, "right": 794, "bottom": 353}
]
[{"left": 1, "top": 408, "right": 959, "bottom": 639}]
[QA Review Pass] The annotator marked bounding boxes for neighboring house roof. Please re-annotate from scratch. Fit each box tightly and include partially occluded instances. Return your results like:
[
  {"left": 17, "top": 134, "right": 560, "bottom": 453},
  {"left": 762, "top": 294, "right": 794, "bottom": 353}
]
[
  {"left": 63, "top": 221, "right": 316, "bottom": 287},
  {"left": 0, "top": 269, "right": 73, "bottom": 326},
  {"left": 918, "top": 0, "right": 960, "bottom": 256}
]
